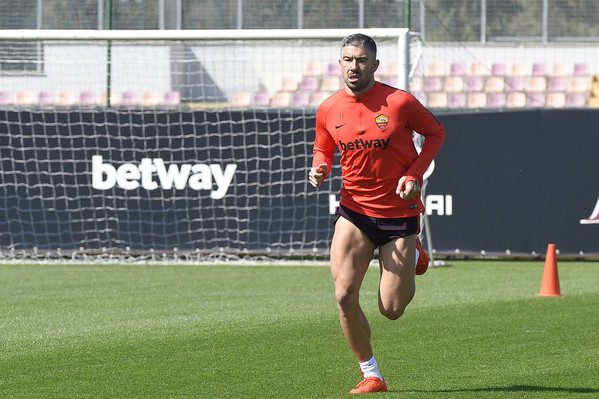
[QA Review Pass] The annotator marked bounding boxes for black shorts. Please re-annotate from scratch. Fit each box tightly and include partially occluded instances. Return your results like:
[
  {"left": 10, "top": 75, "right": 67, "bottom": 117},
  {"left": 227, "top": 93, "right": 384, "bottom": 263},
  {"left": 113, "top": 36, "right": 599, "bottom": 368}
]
[{"left": 335, "top": 204, "right": 419, "bottom": 247}]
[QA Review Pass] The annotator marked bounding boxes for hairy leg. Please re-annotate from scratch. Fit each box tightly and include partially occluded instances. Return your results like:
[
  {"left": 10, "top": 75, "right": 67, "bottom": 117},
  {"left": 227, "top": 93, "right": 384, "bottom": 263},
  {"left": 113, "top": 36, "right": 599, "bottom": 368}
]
[
  {"left": 377, "top": 234, "right": 416, "bottom": 320},
  {"left": 330, "top": 217, "right": 377, "bottom": 362}
]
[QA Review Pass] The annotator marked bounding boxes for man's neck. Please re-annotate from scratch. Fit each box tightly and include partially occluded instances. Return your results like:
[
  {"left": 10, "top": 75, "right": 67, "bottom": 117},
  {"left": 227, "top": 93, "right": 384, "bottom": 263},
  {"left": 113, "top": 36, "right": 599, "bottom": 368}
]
[{"left": 345, "top": 79, "right": 376, "bottom": 100}]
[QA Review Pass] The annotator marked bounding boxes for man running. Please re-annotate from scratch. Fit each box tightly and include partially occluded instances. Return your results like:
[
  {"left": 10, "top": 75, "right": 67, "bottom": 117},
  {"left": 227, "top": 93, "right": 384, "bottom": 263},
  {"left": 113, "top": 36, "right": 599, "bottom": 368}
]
[{"left": 309, "top": 33, "right": 446, "bottom": 394}]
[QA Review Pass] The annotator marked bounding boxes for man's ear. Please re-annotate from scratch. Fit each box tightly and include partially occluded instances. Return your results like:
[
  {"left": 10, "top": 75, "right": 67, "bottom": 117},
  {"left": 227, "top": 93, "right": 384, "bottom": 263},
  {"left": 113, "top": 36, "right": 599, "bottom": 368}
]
[{"left": 373, "top": 59, "right": 380, "bottom": 73}]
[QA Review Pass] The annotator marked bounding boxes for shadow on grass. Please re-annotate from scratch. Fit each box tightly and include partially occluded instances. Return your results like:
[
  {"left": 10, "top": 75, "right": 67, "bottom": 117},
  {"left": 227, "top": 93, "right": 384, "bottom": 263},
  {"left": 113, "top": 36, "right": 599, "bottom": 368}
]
[{"left": 404, "top": 385, "right": 599, "bottom": 394}]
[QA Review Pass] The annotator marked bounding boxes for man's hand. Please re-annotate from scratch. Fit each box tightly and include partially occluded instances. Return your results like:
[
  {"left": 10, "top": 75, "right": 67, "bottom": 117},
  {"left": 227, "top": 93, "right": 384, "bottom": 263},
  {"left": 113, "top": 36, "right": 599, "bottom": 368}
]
[
  {"left": 309, "top": 164, "right": 329, "bottom": 188},
  {"left": 396, "top": 176, "right": 421, "bottom": 200}
]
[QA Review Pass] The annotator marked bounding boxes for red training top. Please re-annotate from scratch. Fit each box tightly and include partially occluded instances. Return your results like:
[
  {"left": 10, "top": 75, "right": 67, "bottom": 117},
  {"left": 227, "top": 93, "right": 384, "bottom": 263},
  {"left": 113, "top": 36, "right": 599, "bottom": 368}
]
[{"left": 312, "top": 82, "right": 446, "bottom": 218}]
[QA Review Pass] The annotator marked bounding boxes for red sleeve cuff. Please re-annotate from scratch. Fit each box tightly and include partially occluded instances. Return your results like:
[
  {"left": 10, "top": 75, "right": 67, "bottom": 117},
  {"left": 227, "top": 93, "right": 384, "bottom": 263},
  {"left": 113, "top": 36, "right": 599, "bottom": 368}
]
[{"left": 404, "top": 175, "right": 422, "bottom": 186}]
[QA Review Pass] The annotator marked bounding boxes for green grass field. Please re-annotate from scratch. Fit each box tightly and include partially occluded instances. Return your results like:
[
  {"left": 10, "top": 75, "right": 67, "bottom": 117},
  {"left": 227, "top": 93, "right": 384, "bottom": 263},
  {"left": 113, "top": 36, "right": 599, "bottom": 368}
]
[{"left": 1, "top": 260, "right": 598, "bottom": 398}]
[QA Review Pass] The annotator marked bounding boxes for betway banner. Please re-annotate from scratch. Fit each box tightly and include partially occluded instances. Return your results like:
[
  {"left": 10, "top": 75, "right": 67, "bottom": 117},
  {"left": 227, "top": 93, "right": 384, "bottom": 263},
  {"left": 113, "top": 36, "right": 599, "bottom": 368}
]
[{"left": 0, "top": 108, "right": 597, "bottom": 257}]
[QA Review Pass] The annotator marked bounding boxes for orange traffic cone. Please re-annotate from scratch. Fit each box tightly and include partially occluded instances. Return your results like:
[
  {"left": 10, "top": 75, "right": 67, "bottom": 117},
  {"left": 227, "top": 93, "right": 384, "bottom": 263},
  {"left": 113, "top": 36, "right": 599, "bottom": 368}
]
[{"left": 538, "top": 243, "right": 562, "bottom": 297}]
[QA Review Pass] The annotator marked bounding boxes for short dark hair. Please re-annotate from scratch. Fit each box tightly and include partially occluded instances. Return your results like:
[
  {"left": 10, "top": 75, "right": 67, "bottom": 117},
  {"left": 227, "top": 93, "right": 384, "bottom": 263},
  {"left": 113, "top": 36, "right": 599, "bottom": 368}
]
[{"left": 341, "top": 33, "right": 377, "bottom": 58}]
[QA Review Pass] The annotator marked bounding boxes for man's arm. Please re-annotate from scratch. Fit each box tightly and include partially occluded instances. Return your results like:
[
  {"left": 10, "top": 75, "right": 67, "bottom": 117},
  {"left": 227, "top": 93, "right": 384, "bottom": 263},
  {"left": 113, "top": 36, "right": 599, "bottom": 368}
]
[
  {"left": 310, "top": 107, "right": 336, "bottom": 188},
  {"left": 403, "top": 97, "right": 446, "bottom": 184}
]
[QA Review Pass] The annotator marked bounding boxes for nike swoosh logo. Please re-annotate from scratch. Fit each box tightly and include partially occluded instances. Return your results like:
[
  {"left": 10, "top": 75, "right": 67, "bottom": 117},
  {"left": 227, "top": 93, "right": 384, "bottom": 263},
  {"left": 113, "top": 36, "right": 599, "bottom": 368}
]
[{"left": 335, "top": 123, "right": 348, "bottom": 129}]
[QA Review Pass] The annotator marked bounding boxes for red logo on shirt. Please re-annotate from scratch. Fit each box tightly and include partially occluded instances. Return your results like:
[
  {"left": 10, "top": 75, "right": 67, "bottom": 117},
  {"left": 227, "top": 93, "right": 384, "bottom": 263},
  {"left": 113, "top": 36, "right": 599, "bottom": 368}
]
[{"left": 375, "top": 114, "right": 389, "bottom": 130}]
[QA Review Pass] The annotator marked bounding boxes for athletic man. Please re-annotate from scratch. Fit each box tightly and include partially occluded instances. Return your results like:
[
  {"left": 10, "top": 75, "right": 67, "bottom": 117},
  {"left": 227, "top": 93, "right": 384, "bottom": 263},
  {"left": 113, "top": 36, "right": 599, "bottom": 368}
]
[{"left": 309, "top": 33, "right": 445, "bottom": 394}]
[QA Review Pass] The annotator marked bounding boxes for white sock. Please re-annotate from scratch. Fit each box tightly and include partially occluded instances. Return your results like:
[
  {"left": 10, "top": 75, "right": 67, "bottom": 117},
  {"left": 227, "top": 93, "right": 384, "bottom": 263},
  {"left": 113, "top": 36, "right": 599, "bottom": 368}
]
[{"left": 359, "top": 355, "right": 383, "bottom": 380}]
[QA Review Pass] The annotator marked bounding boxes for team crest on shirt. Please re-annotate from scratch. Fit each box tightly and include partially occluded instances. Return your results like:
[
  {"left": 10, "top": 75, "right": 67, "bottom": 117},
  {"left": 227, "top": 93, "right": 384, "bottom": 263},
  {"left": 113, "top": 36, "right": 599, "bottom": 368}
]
[{"left": 375, "top": 114, "right": 389, "bottom": 130}]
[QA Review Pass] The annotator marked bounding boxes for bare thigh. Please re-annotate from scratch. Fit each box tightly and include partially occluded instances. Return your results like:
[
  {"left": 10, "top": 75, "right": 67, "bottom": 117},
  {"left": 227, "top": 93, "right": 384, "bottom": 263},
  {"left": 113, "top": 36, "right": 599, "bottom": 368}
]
[
  {"left": 330, "top": 217, "right": 376, "bottom": 302},
  {"left": 377, "top": 234, "right": 416, "bottom": 320}
]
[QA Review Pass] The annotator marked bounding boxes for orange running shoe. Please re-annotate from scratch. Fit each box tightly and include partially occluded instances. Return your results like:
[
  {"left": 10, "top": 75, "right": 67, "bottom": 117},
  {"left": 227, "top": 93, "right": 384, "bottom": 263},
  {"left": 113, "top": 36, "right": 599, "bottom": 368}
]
[
  {"left": 349, "top": 377, "right": 388, "bottom": 394},
  {"left": 415, "top": 236, "right": 429, "bottom": 275}
]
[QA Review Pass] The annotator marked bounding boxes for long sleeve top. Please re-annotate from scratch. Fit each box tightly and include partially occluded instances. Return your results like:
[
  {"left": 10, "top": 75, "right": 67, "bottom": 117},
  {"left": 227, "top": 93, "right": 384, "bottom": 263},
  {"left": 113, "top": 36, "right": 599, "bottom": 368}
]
[{"left": 312, "top": 82, "right": 446, "bottom": 218}]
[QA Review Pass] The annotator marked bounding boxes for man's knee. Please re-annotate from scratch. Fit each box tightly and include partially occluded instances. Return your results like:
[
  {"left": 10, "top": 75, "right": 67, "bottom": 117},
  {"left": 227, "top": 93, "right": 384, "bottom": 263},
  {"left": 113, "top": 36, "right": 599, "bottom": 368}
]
[
  {"left": 335, "top": 287, "right": 359, "bottom": 313},
  {"left": 379, "top": 294, "right": 413, "bottom": 320},
  {"left": 380, "top": 305, "right": 406, "bottom": 320}
]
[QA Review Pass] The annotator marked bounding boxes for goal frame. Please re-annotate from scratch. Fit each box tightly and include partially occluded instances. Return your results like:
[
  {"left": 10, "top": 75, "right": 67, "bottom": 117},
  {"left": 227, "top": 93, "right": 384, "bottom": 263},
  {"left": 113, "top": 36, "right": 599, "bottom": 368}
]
[{"left": 0, "top": 28, "right": 417, "bottom": 263}]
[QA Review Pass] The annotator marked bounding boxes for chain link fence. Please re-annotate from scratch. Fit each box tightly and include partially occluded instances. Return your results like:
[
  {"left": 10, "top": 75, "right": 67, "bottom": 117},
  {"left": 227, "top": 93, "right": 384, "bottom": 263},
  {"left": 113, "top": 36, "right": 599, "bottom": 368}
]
[{"left": 2, "top": 1, "right": 598, "bottom": 42}]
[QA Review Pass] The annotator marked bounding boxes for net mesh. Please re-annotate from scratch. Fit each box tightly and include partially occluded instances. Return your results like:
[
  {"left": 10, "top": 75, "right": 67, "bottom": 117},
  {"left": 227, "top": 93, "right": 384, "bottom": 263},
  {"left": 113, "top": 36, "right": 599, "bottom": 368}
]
[
  {"left": 0, "top": 32, "right": 404, "bottom": 262},
  {"left": 0, "top": 108, "right": 322, "bottom": 259}
]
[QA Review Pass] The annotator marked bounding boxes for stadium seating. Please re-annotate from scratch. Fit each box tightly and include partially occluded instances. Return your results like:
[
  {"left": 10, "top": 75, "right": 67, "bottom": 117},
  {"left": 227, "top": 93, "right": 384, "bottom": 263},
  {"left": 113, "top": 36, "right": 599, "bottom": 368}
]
[
  {"left": 510, "top": 63, "right": 529, "bottom": 77},
  {"left": 507, "top": 92, "right": 527, "bottom": 108},
  {"left": 163, "top": 91, "right": 181, "bottom": 106},
  {"left": 551, "top": 63, "right": 569, "bottom": 77},
  {"left": 142, "top": 91, "right": 161, "bottom": 106},
  {"left": 527, "top": 93, "right": 546, "bottom": 107},
  {"left": 253, "top": 92, "right": 270, "bottom": 107},
  {"left": 209, "top": 60, "right": 594, "bottom": 110},
  {"left": 409, "top": 76, "right": 423, "bottom": 93},
  {"left": 427, "top": 92, "right": 448, "bottom": 108},
  {"left": 0, "top": 90, "right": 192, "bottom": 108},
  {"left": 21, "top": 60, "right": 576, "bottom": 111},
  {"left": 0, "top": 59, "right": 591, "bottom": 111},
  {"left": 547, "top": 77, "right": 567, "bottom": 93},
  {"left": 270, "top": 92, "right": 291, "bottom": 107},
  {"left": 448, "top": 92, "right": 466, "bottom": 108},
  {"left": 326, "top": 63, "right": 341, "bottom": 76},
  {"left": 0, "top": 91, "right": 12, "bottom": 105},
  {"left": 280, "top": 76, "right": 299, "bottom": 92},
  {"left": 526, "top": 76, "right": 547, "bottom": 93},
  {"left": 57, "top": 91, "right": 77, "bottom": 106},
  {"left": 506, "top": 77, "right": 525, "bottom": 92},
  {"left": 310, "top": 91, "right": 330, "bottom": 107},
  {"left": 320, "top": 75, "right": 341, "bottom": 91},
  {"left": 566, "top": 93, "right": 587, "bottom": 107},
  {"left": 231, "top": 91, "right": 252, "bottom": 107},
  {"left": 98, "top": 91, "right": 120, "bottom": 106},
  {"left": 573, "top": 63, "right": 590, "bottom": 76},
  {"left": 426, "top": 62, "right": 446, "bottom": 77},
  {"left": 484, "top": 76, "right": 505, "bottom": 93},
  {"left": 568, "top": 76, "right": 590, "bottom": 93},
  {"left": 16, "top": 91, "right": 36, "bottom": 106},
  {"left": 469, "top": 63, "right": 488, "bottom": 77},
  {"left": 449, "top": 63, "right": 466, "bottom": 76},
  {"left": 546, "top": 92, "right": 566, "bottom": 108},
  {"left": 424, "top": 77, "right": 443, "bottom": 92},
  {"left": 532, "top": 62, "right": 548, "bottom": 77},
  {"left": 38, "top": 91, "right": 54, "bottom": 106},
  {"left": 467, "top": 92, "right": 487, "bottom": 108},
  {"left": 491, "top": 63, "right": 507, "bottom": 77},
  {"left": 292, "top": 91, "right": 311, "bottom": 107},
  {"left": 304, "top": 61, "right": 323, "bottom": 77},
  {"left": 120, "top": 92, "right": 138, "bottom": 106},
  {"left": 79, "top": 91, "right": 97, "bottom": 106},
  {"left": 444, "top": 76, "right": 464, "bottom": 93},
  {"left": 465, "top": 77, "right": 484, "bottom": 92},
  {"left": 300, "top": 76, "right": 320, "bottom": 91},
  {"left": 487, "top": 93, "right": 506, "bottom": 108}
]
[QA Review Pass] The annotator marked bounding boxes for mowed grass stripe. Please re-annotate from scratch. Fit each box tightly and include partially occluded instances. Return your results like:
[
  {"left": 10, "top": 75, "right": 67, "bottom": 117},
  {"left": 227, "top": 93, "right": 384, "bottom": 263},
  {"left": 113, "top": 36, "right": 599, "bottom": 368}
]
[{"left": 0, "top": 262, "right": 598, "bottom": 398}]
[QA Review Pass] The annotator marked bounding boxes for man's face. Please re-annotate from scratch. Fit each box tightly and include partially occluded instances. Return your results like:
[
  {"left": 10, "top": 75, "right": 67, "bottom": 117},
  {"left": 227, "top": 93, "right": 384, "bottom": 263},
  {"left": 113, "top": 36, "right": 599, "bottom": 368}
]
[{"left": 339, "top": 45, "right": 379, "bottom": 95}]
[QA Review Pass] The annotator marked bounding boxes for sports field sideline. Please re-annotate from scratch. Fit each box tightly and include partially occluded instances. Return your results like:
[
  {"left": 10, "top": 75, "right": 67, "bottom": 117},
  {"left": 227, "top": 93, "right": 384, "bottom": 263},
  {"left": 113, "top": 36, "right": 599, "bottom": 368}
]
[{"left": 1, "top": 260, "right": 598, "bottom": 398}]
